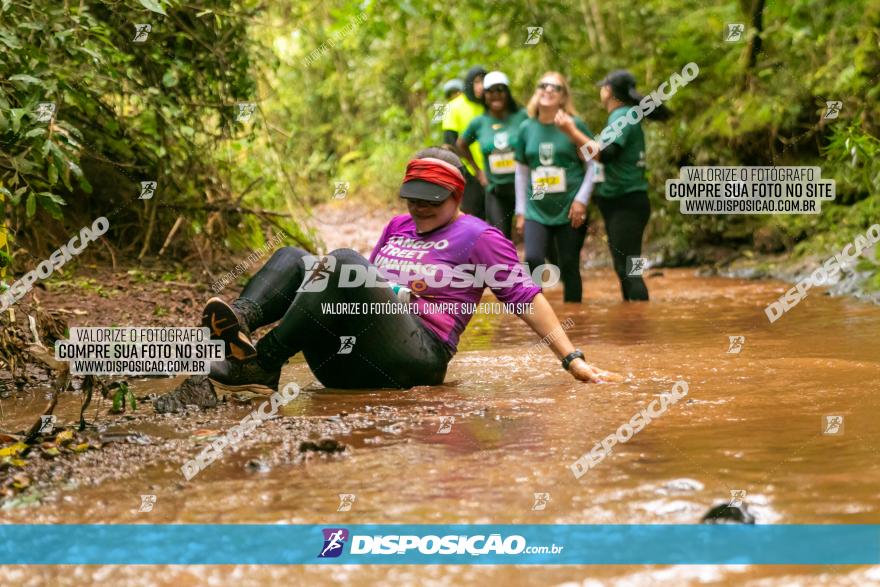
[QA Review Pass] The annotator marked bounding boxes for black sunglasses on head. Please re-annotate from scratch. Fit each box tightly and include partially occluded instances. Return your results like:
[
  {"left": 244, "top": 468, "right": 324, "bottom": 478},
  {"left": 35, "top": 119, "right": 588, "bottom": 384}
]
[{"left": 537, "top": 82, "right": 563, "bottom": 92}]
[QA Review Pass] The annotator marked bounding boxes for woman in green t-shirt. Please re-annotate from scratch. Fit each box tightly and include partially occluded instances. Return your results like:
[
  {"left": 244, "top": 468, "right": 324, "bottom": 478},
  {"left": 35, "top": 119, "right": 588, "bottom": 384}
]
[
  {"left": 514, "top": 71, "right": 598, "bottom": 303},
  {"left": 457, "top": 71, "right": 527, "bottom": 240},
  {"left": 558, "top": 70, "right": 670, "bottom": 301}
]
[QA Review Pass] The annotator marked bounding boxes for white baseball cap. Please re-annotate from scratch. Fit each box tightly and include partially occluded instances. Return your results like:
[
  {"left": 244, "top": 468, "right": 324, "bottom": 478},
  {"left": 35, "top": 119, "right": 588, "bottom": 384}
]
[{"left": 483, "top": 71, "right": 510, "bottom": 90}]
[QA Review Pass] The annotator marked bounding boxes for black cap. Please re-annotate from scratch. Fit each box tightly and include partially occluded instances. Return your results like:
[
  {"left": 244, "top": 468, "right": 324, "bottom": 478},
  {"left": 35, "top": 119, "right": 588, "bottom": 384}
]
[
  {"left": 596, "top": 69, "right": 640, "bottom": 104},
  {"left": 399, "top": 180, "right": 453, "bottom": 202}
]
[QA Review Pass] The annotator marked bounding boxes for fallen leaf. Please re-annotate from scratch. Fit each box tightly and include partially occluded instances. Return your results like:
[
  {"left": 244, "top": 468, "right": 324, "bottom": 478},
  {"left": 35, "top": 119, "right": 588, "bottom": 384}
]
[
  {"left": 0, "top": 442, "right": 28, "bottom": 457},
  {"left": 55, "top": 429, "right": 75, "bottom": 444},
  {"left": 191, "top": 429, "right": 221, "bottom": 441}
]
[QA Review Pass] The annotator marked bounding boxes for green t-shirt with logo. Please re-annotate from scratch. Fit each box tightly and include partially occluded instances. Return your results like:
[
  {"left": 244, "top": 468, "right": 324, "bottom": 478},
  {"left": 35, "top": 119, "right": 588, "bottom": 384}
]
[
  {"left": 462, "top": 109, "right": 527, "bottom": 190},
  {"left": 596, "top": 106, "right": 648, "bottom": 197},
  {"left": 515, "top": 115, "right": 592, "bottom": 225},
  {"left": 442, "top": 94, "right": 485, "bottom": 174}
]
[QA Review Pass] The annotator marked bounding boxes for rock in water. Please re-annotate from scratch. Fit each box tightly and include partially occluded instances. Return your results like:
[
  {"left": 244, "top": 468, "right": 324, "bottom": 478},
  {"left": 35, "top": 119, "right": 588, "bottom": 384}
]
[
  {"left": 245, "top": 459, "right": 270, "bottom": 473},
  {"left": 154, "top": 375, "right": 218, "bottom": 413},
  {"left": 299, "top": 438, "right": 346, "bottom": 453},
  {"left": 701, "top": 503, "right": 756, "bottom": 524}
]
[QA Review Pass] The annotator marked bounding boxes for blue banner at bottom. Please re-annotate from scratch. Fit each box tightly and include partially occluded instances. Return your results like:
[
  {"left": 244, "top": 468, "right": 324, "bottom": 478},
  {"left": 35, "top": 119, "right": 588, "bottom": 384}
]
[{"left": 1, "top": 524, "right": 878, "bottom": 565}]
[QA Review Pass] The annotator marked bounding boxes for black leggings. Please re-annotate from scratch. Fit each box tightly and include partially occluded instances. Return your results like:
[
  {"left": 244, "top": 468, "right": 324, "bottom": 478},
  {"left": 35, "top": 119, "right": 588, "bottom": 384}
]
[
  {"left": 236, "top": 247, "right": 451, "bottom": 389},
  {"left": 486, "top": 183, "right": 516, "bottom": 240},
  {"left": 596, "top": 191, "right": 650, "bottom": 301},
  {"left": 523, "top": 219, "right": 587, "bottom": 303},
  {"left": 461, "top": 168, "right": 486, "bottom": 220}
]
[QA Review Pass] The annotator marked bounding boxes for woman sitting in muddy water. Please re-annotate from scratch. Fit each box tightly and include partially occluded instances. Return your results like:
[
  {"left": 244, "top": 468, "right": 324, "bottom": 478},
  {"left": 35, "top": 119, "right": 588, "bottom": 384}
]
[{"left": 156, "top": 148, "right": 618, "bottom": 412}]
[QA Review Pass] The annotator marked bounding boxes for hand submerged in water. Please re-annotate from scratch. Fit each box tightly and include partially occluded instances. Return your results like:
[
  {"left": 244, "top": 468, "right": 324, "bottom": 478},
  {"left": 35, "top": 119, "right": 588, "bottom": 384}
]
[{"left": 568, "top": 358, "right": 623, "bottom": 383}]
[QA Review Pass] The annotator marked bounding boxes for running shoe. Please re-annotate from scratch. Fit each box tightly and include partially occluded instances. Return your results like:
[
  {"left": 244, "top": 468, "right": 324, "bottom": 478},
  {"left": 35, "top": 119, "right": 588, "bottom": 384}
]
[
  {"left": 208, "top": 355, "right": 281, "bottom": 396},
  {"left": 201, "top": 297, "right": 257, "bottom": 361}
]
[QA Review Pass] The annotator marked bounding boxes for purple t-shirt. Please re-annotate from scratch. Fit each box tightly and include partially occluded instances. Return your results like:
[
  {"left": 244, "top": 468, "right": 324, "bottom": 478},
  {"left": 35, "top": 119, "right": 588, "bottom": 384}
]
[{"left": 369, "top": 214, "right": 541, "bottom": 354}]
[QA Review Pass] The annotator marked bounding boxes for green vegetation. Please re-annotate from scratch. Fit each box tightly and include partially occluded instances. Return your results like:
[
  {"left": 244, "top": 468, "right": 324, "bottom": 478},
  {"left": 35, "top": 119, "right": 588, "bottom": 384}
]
[{"left": 1, "top": 0, "right": 878, "bottom": 274}]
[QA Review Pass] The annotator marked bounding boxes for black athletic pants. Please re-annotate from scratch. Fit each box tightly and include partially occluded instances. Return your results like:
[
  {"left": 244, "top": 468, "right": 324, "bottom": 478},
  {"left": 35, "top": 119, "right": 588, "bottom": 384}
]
[
  {"left": 461, "top": 168, "right": 486, "bottom": 220},
  {"left": 595, "top": 191, "right": 650, "bottom": 301},
  {"left": 235, "top": 247, "right": 451, "bottom": 388},
  {"left": 486, "top": 183, "right": 516, "bottom": 240},
  {"left": 523, "top": 219, "right": 588, "bottom": 303}
]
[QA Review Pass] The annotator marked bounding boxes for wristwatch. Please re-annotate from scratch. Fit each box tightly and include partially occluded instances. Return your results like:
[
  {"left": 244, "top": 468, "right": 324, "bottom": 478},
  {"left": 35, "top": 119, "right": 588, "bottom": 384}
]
[{"left": 562, "top": 349, "right": 585, "bottom": 371}]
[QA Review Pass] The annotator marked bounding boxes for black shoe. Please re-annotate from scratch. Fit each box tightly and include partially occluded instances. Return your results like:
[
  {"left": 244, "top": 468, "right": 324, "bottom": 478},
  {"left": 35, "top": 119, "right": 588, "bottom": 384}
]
[
  {"left": 154, "top": 375, "right": 218, "bottom": 413},
  {"left": 209, "top": 355, "right": 281, "bottom": 396},
  {"left": 202, "top": 297, "right": 257, "bottom": 361}
]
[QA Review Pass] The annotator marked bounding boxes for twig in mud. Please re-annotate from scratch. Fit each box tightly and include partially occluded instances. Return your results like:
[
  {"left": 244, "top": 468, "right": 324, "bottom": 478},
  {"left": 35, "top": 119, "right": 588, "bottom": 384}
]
[
  {"left": 158, "top": 216, "right": 186, "bottom": 257},
  {"left": 138, "top": 198, "right": 159, "bottom": 260},
  {"left": 98, "top": 237, "right": 118, "bottom": 271},
  {"left": 78, "top": 375, "right": 102, "bottom": 430}
]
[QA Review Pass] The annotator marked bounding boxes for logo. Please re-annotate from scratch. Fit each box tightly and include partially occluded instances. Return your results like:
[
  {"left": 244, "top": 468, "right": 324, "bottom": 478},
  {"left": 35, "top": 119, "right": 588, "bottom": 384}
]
[
  {"left": 333, "top": 181, "right": 349, "bottom": 199},
  {"left": 431, "top": 103, "right": 449, "bottom": 123},
  {"left": 36, "top": 102, "right": 56, "bottom": 123},
  {"left": 235, "top": 102, "right": 256, "bottom": 122},
  {"left": 437, "top": 416, "right": 455, "bottom": 434},
  {"left": 538, "top": 142, "right": 554, "bottom": 166},
  {"left": 724, "top": 23, "right": 744, "bottom": 42},
  {"left": 525, "top": 26, "right": 544, "bottom": 45},
  {"left": 530, "top": 186, "right": 545, "bottom": 201},
  {"left": 337, "top": 336, "right": 356, "bottom": 355},
  {"left": 822, "top": 415, "right": 844, "bottom": 435},
  {"left": 728, "top": 489, "right": 746, "bottom": 508},
  {"left": 298, "top": 255, "right": 336, "bottom": 292},
  {"left": 493, "top": 132, "right": 509, "bottom": 151},
  {"left": 38, "top": 415, "right": 56, "bottom": 435},
  {"left": 823, "top": 100, "right": 842, "bottom": 120},
  {"left": 627, "top": 256, "right": 647, "bottom": 276},
  {"left": 337, "top": 493, "right": 356, "bottom": 511},
  {"left": 532, "top": 492, "right": 550, "bottom": 511},
  {"left": 318, "top": 528, "right": 349, "bottom": 558},
  {"left": 727, "top": 335, "right": 745, "bottom": 354},
  {"left": 139, "top": 181, "right": 157, "bottom": 200},
  {"left": 133, "top": 23, "right": 152, "bottom": 43},
  {"left": 138, "top": 494, "right": 157, "bottom": 512}
]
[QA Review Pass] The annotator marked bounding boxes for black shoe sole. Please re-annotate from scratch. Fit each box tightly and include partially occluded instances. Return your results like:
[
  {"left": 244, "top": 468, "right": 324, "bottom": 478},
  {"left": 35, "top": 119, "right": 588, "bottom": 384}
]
[{"left": 202, "top": 297, "right": 258, "bottom": 361}]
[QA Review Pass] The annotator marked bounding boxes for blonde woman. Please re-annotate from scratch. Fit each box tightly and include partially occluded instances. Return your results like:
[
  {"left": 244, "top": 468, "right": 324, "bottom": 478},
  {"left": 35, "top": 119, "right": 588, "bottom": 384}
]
[{"left": 514, "top": 72, "right": 597, "bottom": 302}]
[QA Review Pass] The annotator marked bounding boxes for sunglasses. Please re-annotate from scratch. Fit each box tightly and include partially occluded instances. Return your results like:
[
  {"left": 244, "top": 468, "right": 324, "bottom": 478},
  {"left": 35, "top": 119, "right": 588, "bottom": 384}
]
[
  {"left": 403, "top": 197, "right": 445, "bottom": 207},
  {"left": 537, "top": 82, "right": 564, "bottom": 92},
  {"left": 485, "top": 85, "right": 508, "bottom": 93}
]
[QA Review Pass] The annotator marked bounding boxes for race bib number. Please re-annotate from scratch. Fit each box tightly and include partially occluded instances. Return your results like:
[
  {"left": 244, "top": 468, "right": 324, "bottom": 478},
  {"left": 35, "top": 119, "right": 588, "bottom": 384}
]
[
  {"left": 531, "top": 166, "right": 567, "bottom": 193},
  {"left": 488, "top": 152, "right": 515, "bottom": 175},
  {"left": 593, "top": 163, "right": 605, "bottom": 183}
]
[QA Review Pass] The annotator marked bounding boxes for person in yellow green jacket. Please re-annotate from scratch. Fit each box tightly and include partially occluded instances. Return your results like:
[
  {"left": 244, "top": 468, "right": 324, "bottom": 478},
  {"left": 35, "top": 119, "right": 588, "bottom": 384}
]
[{"left": 442, "top": 65, "right": 487, "bottom": 220}]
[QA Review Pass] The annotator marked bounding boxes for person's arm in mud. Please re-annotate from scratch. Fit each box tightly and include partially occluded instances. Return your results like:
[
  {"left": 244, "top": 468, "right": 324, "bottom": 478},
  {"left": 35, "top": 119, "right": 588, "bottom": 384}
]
[{"left": 518, "top": 294, "right": 621, "bottom": 383}]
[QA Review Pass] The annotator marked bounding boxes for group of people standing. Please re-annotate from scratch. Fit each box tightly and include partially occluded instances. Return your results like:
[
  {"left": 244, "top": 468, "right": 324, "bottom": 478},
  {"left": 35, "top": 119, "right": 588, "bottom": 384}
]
[{"left": 441, "top": 66, "right": 669, "bottom": 302}]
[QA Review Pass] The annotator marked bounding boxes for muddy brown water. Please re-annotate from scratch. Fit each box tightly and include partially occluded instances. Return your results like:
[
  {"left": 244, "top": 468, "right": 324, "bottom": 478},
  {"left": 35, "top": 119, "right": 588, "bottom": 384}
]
[{"left": 2, "top": 268, "right": 879, "bottom": 586}]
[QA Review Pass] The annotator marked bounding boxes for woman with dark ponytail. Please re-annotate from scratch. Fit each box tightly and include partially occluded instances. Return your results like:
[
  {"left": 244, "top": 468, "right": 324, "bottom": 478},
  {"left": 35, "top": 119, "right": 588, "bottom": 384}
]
[{"left": 556, "top": 70, "right": 670, "bottom": 301}]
